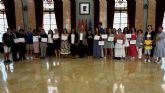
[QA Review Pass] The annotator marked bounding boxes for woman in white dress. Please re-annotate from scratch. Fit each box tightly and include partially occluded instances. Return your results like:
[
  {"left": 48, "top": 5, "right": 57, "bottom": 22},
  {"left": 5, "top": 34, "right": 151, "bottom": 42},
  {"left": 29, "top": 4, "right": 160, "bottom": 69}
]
[{"left": 114, "top": 28, "right": 126, "bottom": 60}]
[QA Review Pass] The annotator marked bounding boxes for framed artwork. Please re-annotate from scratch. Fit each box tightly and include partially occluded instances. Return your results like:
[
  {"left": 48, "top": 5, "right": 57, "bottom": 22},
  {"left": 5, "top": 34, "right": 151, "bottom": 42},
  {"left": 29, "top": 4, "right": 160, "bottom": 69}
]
[{"left": 79, "top": 2, "right": 90, "bottom": 15}]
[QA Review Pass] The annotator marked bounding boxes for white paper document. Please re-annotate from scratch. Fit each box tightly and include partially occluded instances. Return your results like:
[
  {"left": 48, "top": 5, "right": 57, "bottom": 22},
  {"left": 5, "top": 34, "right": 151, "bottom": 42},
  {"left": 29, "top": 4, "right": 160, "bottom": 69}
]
[
  {"left": 18, "top": 38, "right": 25, "bottom": 43},
  {"left": 41, "top": 38, "right": 48, "bottom": 43},
  {"left": 53, "top": 34, "right": 59, "bottom": 39},
  {"left": 62, "top": 35, "right": 68, "bottom": 40},
  {"left": 117, "top": 40, "right": 123, "bottom": 44},
  {"left": 101, "top": 34, "right": 108, "bottom": 39},
  {"left": 126, "top": 34, "right": 131, "bottom": 38},
  {"left": 98, "top": 41, "right": 105, "bottom": 45},
  {"left": 108, "top": 36, "right": 114, "bottom": 41},
  {"left": 130, "top": 40, "right": 136, "bottom": 44},
  {"left": 94, "top": 35, "right": 100, "bottom": 40},
  {"left": 33, "top": 36, "right": 39, "bottom": 42}
]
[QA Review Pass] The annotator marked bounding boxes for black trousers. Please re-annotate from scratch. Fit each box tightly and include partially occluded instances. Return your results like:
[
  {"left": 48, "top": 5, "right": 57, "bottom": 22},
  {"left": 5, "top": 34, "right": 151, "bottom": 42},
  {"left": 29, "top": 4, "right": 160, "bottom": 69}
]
[
  {"left": 78, "top": 42, "right": 85, "bottom": 58},
  {"left": 150, "top": 44, "right": 155, "bottom": 57},
  {"left": 87, "top": 44, "right": 93, "bottom": 56},
  {"left": 11, "top": 44, "right": 19, "bottom": 61},
  {"left": 18, "top": 43, "right": 26, "bottom": 60},
  {"left": 47, "top": 43, "right": 53, "bottom": 56},
  {"left": 70, "top": 44, "right": 77, "bottom": 56}
]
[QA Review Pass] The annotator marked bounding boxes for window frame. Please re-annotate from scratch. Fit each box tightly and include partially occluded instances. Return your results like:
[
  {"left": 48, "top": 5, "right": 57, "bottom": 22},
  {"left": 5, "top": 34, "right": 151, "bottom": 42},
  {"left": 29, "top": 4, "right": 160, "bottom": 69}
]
[
  {"left": 0, "top": 0, "right": 8, "bottom": 42},
  {"left": 43, "top": 1, "right": 57, "bottom": 33},
  {"left": 113, "top": 0, "right": 128, "bottom": 30},
  {"left": 162, "top": 12, "right": 165, "bottom": 32}
]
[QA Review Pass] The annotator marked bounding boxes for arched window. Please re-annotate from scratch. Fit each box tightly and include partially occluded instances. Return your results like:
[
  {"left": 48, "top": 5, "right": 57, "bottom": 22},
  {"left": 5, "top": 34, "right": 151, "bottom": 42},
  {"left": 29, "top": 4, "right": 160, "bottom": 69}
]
[
  {"left": 162, "top": 13, "right": 165, "bottom": 32},
  {"left": 0, "top": 0, "right": 8, "bottom": 42},
  {"left": 113, "top": 0, "right": 128, "bottom": 30},
  {"left": 43, "top": 1, "right": 57, "bottom": 33}
]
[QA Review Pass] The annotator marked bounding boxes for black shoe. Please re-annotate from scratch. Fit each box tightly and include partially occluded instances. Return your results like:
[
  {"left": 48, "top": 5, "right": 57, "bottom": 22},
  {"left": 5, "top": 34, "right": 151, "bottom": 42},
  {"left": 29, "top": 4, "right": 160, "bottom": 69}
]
[{"left": 13, "top": 59, "right": 18, "bottom": 61}]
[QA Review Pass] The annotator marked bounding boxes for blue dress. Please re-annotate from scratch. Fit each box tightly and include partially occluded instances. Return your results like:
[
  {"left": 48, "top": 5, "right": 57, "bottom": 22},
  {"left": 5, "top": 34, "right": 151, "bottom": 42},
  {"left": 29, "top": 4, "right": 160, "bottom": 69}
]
[
  {"left": 154, "top": 32, "right": 165, "bottom": 57},
  {"left": 93, "top": 38, "right": 102, "bottom": 58}
]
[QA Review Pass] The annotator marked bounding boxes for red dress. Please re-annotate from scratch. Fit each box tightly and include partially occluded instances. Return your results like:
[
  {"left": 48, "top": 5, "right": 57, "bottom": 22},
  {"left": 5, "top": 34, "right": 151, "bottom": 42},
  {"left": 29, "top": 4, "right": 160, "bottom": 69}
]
[{"left": 128, "top": 34, "right": 137, "bottom": 57}]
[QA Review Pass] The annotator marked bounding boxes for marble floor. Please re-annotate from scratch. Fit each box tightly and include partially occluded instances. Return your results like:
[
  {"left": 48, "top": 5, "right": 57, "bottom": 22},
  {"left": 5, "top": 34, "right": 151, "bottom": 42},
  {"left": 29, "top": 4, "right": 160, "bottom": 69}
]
[{"left": 0, "top": 57, "right": 165, "bottom": 93}]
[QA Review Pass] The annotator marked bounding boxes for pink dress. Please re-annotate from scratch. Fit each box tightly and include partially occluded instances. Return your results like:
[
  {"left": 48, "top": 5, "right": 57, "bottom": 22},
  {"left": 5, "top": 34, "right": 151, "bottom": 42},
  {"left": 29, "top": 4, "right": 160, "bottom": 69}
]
[
  {"left": 33, "top": 42, "right": 40, "bottom": 53},
  {"left": 128, "top": 34, "right": 137, "bottom": 57}
]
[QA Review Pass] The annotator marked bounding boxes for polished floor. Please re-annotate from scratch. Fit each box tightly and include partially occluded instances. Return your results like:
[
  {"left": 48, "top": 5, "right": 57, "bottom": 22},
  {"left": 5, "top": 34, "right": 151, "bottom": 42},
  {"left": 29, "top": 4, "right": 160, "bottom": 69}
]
[{"left": 0, "top": 57, "right": 165, "bottom": 93}]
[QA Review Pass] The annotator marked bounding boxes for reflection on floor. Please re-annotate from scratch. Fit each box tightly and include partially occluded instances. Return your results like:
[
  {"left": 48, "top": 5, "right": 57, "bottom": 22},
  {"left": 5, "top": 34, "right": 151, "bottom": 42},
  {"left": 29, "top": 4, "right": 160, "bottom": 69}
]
[{"left": 0, "top": 58, "right": 165, "bottom": 93}]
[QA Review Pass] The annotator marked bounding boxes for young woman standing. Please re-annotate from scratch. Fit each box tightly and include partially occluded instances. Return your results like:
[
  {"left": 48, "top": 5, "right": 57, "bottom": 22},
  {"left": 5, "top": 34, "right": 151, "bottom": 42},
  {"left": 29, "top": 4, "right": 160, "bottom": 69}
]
[
  {"left": 53, "top": 29, "right": 61, "bottom": 59},
  {"left": 68, "top": 28, "right": 78, "bottom": 58}
]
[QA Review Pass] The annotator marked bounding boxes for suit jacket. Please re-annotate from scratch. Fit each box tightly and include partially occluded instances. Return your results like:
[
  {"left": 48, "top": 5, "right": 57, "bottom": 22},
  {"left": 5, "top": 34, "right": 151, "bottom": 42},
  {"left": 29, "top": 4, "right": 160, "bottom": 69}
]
[{"left": 78, "top": 32, "right": 86, "bottom": 45}]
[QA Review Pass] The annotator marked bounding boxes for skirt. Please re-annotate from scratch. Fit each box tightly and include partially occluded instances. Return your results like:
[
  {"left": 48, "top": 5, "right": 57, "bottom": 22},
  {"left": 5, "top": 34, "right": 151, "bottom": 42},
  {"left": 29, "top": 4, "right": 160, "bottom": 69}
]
[
  {"left": 103, "top": 41, "right": 114, "bottom": 48},
  {"left": 154, "top": 43, "right": 165, "bottom": 57},
  {"left": 60, "top": 41, "right": 70, "bottom": 54},
  {"left": 115, "top": 43, "right": 125, "bottom": 57},
  {"left": 33, "top": 42, "right": 39, "bottom": 53}
]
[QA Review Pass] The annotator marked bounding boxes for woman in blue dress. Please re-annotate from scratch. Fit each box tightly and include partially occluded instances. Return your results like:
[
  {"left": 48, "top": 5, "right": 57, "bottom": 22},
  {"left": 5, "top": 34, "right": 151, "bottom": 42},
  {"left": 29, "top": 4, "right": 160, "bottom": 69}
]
[
  {"left": 93, "top": 28, "right": 102, "bottom": 58},
  {"left": 154, "top": 26, "right": 165, "bottom": 63}
]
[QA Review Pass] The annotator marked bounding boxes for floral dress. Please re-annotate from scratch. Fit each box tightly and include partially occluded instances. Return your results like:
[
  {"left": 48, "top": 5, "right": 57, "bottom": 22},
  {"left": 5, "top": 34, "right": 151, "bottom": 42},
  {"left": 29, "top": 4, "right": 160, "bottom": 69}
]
[{"left": 60, "top": 34, "right": 70, "bottom": 54}]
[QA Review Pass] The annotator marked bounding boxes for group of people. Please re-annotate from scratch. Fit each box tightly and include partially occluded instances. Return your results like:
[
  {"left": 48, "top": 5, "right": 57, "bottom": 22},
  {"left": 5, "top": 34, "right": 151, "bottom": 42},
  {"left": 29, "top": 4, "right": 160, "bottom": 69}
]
[{"left": 2, "top": 24, "right": 165, "bottom": 63}]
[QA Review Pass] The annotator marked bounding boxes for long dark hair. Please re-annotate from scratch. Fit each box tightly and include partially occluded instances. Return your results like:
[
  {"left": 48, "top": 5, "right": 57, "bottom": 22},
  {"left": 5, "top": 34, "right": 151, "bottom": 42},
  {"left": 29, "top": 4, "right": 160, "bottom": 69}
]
[
  {"left": 95, "top": 28, "right": 100, "bottom": 35},
  {"left": 63, "top": 28, "right": 68, "bottom": 34},
  {"left": 123, "top": 27, "right": 129, "bottom": 34},
  {"left": 48, "top": 29, "right": 53, "bottom": 35},
  {"left": 71, "top": 28, "right": 76, "bottom": 34},
  {"left": 19, "top": 29, "right": 24, "bottom": 34},
  {"left": 130, "top": 27, "right": 136, "bottom": 34},
  {"left": 137, "top": 29, "right": 143, "bottom": 35},
  {"left": 106, "top": 28, "right": 113, "bottom": 35}
]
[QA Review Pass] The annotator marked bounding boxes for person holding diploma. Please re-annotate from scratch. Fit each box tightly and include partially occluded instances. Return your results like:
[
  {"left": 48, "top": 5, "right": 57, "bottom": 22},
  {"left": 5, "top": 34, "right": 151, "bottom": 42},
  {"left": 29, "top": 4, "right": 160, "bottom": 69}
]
[
  {"left": 25, "top": 28, "right": 33, "bottom": 60},
  {"left": 40, "top": 29, "right": 48, "bottom": 58},
  {"left": 78, "top": 28, "right": 86, "bottom": 58},
  {"left": 128, "top": 27, "right": 137, "bottom": 60},
  {"left": 53, "top": 29, "right": 61, "bottom": 59},
  {"left": 33, "top": 29, "right": 40, "bottom": 58},
  {"left": 47, "top": 30, "right": 54, "bottom": 57},
  {"left": 104, "top": 28, "right": 114, "bottom": 59},
  {"left": 86, "top": 30, "right": 94, "bottom": 59},
  {"left": 68, "top": 28, "right": 78, "bottom": 58},
  {"left": 60, "top": 28, "right": 70, "bottom": 57},
  {"left": 102, "top": 28, "right": 108, "bottom": 59},
  {"left": 114, "top": 28, "right": 126, "bottom": 60},
  {"left": 18, "top": 29, "right": 26, "bottom": 60},
  {"left": 93, "top": 28, "right": 102, "bottom": 58}
]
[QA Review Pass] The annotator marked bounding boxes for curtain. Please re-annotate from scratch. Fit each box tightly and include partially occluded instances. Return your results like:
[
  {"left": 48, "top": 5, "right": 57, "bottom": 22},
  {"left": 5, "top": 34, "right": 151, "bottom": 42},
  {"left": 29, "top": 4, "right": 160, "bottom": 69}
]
[
  {"left": 94, "top": 0, "right": 100, "bottom": 28},
  {"left": 70, "top": 0, "right": 76, "bottom": 30},
  {"left": 107, "top": 0, "right": 115, "bottom": 28},
  {"left": 4, "top": 0, "right": 16, "bottom": 30},
  {"left": 54, "top": 0, "right": 63, "bottom": 33},
  {"left": 155, "top": 0, "right": 165, "bottom": 30},
  {"left": 34, "top": 0, "right": 43, "bottom": 29},
  {"left": 127, "top": 0, "right": 136, "bottom": 29}
]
